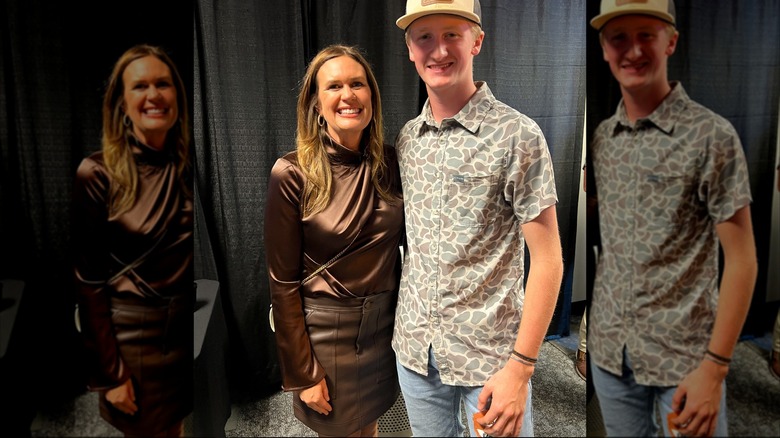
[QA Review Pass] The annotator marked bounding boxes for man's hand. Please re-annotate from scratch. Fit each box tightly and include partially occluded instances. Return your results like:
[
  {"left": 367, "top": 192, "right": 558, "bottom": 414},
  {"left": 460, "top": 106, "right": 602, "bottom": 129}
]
[
  {"left": 476, "top": 360, "right": 534, "bottom": 437},
  {"left": 298, "top": 378, "right": 332, "bottom": 415},
  {"left": 105, "top": 378, "right": 138, "bottom": 415},
  {"left": 671, "top": 360, "right": 727, "bottom": 437}
]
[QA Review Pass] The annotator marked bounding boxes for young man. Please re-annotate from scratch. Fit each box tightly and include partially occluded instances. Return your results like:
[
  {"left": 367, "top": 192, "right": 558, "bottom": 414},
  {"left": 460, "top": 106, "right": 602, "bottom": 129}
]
[
  {"left": 392, "top": 1, "right": 563, "bottom": 436},
  {"left": 589, "top": 1, "right": 758, "bottom": 436}
]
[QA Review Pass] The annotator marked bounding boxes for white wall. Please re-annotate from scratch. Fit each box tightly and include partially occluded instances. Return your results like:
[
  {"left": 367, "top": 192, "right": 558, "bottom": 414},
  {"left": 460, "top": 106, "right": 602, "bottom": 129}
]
[{"left": 572, "top": 111, "right": 587, "bottom": 303}]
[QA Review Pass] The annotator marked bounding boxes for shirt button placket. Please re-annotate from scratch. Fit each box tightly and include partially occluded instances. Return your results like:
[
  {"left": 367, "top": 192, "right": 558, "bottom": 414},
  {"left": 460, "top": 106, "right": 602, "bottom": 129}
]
[
  {"left": 431, "top": 127, "right": 448, "bottom": 377},
  {"left": 626, "top": 128, "right": 639, "bottom": 373}
]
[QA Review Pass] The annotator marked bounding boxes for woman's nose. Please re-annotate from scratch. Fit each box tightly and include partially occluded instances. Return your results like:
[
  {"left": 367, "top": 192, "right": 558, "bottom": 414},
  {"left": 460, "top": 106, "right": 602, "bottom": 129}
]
[{"left": 341, "top": 86, "right": 356, "bottom": 100}]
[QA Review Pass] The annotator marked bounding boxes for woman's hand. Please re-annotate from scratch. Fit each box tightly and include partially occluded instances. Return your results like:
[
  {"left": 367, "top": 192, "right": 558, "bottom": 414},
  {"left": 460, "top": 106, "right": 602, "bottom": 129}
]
[
  {"left": 298, "top": 378, "right": 332, "bottom": 415},
  {"left": 105, "top": 378, "right": 138, "bottom": 415}
]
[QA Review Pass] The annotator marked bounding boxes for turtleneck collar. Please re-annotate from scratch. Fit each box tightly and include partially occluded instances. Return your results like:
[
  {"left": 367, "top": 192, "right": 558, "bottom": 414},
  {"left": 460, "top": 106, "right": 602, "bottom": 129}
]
[
  {"left": 128, "top": 134, "right": 175, "bottom": 166},
  {"left": 322, "top": 132, "right": 366, "bottom": 166}
]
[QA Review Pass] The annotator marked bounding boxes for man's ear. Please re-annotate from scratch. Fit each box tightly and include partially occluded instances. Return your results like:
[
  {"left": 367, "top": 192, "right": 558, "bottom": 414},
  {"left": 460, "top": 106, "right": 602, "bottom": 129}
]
[
  {"left": 666, "top": 30, "right": 679, "bottom": 56},
  {"left": 600, "top": 34, "right": 609, "bottom": 62},
  {"left": 471, "top": 31, "right": 485, "bottom": 56}
]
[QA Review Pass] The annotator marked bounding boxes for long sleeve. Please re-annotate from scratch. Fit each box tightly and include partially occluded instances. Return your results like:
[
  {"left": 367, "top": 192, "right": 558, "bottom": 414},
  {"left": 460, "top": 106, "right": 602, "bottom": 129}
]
[
  {"left": 72, "top": 156, "right": 131, "bottom": 390},
  {"left": 264, "top": 156, "right": 325, "bottom": 391}
]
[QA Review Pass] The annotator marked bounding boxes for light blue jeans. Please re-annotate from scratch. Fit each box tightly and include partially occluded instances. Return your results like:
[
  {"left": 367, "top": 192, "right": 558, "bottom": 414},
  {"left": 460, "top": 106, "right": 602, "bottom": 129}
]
[
  {"left": 397, "top": 346, "right": 534, "bottom": 437},
  {"left": 591, "top": 349, "right": 728, "bottom": 437}
]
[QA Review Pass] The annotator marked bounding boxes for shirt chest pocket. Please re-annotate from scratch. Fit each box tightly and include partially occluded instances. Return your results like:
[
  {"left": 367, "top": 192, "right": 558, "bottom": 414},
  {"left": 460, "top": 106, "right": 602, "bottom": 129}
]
[
  {"left": 637, "top": 172, "right": 696, "bottom": 228},
  {"left": 445, "top": 174, "right": 499, "bottom": 229}
]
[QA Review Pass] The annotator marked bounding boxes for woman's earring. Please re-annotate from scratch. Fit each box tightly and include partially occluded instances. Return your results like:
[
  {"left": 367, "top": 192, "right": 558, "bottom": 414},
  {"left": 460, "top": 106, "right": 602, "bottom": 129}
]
[
  {"left": 317, "top": 114, "right": 325, "bottom": 127},
  {"left": 123, "top": 114, "right": 132, "bottom": 128}
]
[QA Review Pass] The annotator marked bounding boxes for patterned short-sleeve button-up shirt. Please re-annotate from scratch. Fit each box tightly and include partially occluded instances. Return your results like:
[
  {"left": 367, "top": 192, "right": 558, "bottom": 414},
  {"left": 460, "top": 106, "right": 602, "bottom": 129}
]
[
  {"left": 590, "top": 82, "right": 752, "bottom": 386},
  {"left": 392, "top": 82, "right": 558, "bottom": 385}
]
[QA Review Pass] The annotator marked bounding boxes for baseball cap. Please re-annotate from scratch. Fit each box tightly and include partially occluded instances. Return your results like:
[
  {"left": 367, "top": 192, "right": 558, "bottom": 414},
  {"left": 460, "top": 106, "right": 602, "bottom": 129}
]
[
  {"left": 396, "top": 0, "right": 482, "bottom": 31},
  {"left": 590, "top": 0, "right": 676, "bottom": 31}
]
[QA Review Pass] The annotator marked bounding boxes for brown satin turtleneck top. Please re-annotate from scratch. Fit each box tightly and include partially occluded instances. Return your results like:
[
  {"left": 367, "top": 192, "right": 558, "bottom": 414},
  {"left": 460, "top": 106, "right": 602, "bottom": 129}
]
[{"left": 264, "top": 136, "right": 404, "bottom": 391}]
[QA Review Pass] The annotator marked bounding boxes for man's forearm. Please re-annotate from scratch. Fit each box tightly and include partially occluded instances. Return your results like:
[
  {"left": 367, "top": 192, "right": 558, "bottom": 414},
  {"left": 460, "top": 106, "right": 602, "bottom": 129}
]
[
  {"left": 707, "top": 256, "right": 757, "bottom": 358},
  {"left": 709, "top": 207, "right": 757, "bottom": 358},
  {"left": 512, "top": 256, "right": 563, "bottom": 358}
]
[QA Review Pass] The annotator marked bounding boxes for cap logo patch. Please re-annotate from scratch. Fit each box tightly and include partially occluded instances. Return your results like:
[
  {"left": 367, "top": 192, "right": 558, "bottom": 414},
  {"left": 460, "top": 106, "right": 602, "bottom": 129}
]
[{"left": 422, "top": 0, "right": 455, "bottom": 6}]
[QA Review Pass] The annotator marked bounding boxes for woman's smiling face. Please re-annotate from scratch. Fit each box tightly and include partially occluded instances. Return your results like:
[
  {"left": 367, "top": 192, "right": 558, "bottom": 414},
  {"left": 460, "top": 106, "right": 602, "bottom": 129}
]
[
  {"left": 122, "top": 55, "right": 178, "bottom": 149},
  {"left": 315, "top": 55, "right": 372, "bottom": 151}
]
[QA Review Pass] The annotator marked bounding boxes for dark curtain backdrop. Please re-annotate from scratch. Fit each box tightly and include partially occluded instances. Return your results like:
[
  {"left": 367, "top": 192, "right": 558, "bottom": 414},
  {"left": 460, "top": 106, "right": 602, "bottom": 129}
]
[
  {"left": 586, "top": 0, "right": 780, "bottom": 335},
  {"left": 474, "top": 1, "right": 587, "bottom": 339},
  {"left": 0, "top": 0, "right": 193, "bottom": 433},
  {"left": 194, "top": 0, "right": 585, "bottom": 399}
]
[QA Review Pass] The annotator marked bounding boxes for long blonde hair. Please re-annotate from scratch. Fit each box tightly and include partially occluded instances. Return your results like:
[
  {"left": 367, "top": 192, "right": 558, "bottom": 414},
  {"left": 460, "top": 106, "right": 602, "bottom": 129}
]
[
  {"left": 296, "top": 45, "right": 394, "bottom": 217},
  {"left": 101, "top": 44, "right": 190, "bottom": 217}
]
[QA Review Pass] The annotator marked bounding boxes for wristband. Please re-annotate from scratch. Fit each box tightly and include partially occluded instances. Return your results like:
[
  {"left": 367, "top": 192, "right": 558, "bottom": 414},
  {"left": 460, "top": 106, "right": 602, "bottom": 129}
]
[
  {"left": 705, "top": 349, "right": 732, "bottom": 364},
  {"left": 703, "top": 355, "right": 729, "bottom": 367},
  {"left": 511, "top": 350, "right": 538, "bottom": 364},
  {"left": 509, "top": 354, "right": 536, "bottom": 367}
]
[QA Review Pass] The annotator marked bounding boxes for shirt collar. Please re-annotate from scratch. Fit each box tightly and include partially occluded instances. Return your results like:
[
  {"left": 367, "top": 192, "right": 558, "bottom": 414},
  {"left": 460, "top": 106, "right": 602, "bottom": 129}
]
[
  {"left": 415, "top": 81, "right": 495, "bottom": 135},
  {"left": 612, "top": 81, "right": 689, "bottom": 136}
]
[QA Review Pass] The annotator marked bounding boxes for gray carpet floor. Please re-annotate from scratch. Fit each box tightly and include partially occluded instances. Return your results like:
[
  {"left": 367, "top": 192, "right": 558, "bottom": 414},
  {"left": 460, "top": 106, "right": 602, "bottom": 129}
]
[
  {"left": 27, "top": 316, "right": 780, "bottom": 437},
  {"left": 586, "top": 332, "right": 780, "bottom": 437},
  {"left": 221, "top": 331, "right": 587, "bottom": 437},
  {"left": 29, "top": 316, "right": 587, "bottom": 437}
]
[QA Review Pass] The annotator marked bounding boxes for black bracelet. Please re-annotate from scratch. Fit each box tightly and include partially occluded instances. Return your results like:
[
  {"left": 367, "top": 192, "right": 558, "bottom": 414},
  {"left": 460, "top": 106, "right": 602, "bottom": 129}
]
[
  {"left": 508, "top": 354, "right": 536, "bottom": 367},
  {"left": 703, "top": 355, "right": 729, "bottom": 367},
  {"left": 705, "top": 349, "right": 732, "bottom": 364},
  {"left": 511, "top": 350, "right": 538, "bottom": 364}
]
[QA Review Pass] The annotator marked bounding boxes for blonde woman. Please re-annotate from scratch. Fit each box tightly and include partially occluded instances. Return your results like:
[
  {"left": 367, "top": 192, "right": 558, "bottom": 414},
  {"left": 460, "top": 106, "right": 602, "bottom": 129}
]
[
  {"left": 264, "top": 44, "right": 403, "bottom": 437},
  {"left": 72, "top": 44, "right": 192, "bottom": 437}
]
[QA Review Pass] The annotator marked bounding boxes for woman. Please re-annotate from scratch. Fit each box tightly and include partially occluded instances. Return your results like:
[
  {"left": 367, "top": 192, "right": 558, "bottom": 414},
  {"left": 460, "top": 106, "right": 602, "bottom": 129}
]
[
  {"left": 264, "top": 45, "right": 404, "bottom": 437},
  {"left": 72, "top": 44, "right": 193, "bottom": 437}
]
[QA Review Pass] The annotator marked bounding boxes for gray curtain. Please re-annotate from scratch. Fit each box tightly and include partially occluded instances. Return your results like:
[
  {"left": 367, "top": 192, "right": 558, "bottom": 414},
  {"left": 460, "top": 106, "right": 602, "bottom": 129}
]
[
  {"left": 0, "top": 2, "right": 85, "bottom": 432},
  {"left": 193, "top": 0, "right": 307, "bottom": 395},
  {"left": 0, "top": 0, "right": 193, "bottom": 433},
  {"left": 670, "top": 0, "right": 780, "bottom": 336},
  {"left": 476, "top": 0, "right": 587, "bottom": 337},
  {"left": 194, "top": 0, "right": 585, "bottom": 398}
]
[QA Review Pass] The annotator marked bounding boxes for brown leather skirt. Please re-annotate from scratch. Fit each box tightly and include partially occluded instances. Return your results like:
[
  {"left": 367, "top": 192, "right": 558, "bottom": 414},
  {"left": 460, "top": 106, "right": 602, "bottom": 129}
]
[
  {"left": 295, "top": 290, "right": 399, "bottom": 436},
  {"left": 99, "top": 293, "right": 193, "bottom": 435}
]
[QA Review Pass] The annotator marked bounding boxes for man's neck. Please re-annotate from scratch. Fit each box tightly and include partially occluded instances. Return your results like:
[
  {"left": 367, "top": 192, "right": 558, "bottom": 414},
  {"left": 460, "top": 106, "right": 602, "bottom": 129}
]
[
  {"left": 620, "top": 81, "right": 673, "bottom": 124},
  {"left": 427, "top": 82, "right": 478, "bottom": 124}
]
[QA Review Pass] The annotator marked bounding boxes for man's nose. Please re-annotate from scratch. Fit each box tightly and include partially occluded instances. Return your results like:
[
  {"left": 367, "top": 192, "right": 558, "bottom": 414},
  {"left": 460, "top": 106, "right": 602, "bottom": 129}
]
[
  {"left": 435, "top": 37, "right": 448, "bottom": 57},
  {"left": 627, "top": 39, "right": 642, "bottom": 58}
]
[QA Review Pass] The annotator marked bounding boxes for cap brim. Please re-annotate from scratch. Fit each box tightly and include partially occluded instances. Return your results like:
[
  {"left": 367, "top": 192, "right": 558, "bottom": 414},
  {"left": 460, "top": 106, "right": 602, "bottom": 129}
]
[
  {"left": 590, "top": 11, "right": 675, "bottom": 31},
  {"left": 396, "top": 11, "right": 480, "bottom": 30}
]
